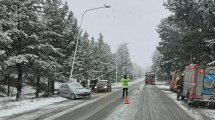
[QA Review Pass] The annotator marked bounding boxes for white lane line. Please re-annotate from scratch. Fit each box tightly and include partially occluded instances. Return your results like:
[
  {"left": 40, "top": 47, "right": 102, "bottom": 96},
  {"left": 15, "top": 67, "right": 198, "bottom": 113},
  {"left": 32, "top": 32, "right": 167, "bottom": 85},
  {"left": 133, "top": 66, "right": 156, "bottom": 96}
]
[{"left": 120, "top": 104, "right": 127, "bottom": 112}]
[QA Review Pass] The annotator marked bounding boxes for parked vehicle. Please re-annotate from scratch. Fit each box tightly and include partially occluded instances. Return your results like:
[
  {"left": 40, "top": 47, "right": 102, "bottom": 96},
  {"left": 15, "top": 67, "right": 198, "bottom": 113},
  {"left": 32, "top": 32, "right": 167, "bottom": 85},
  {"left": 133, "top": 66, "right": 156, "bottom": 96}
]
[
  {"left": 169, "top": 71, "right": 182, "bottom": 92},
  {"left": 145, "top": 72, "right": 155, "bottom": 85},
  {"left": 57, "top": 82, "right": 91, "bottom": 100},
  {"left": 95, "top": 80, "right": 111, "bottom": 92},
  {"left": 181, "top": 64, "right": 215, "bottom": 106}
]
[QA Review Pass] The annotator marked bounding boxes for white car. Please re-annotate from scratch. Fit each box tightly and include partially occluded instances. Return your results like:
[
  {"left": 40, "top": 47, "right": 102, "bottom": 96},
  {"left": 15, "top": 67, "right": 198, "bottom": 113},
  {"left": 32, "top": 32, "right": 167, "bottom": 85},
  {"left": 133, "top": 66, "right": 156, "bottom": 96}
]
[{"left": 58, "top": 82, "right": 91, "bottom": 100}]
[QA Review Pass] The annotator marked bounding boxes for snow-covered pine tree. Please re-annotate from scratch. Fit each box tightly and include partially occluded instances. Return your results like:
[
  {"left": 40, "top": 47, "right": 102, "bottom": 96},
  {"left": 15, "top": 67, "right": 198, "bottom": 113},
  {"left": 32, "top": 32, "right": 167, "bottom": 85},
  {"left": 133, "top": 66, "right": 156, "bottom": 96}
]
[
  {"left": 63, "top": 11, "right": 79, "bottom": 79},
  {"left": 41, "top": 0, "right": 69, "bottom": 94},
  {"left": 116, "top": 44, "right": 132, "bottom": 81},
  {"left": 73, "top": 31, "right": 90, "bottom": 81},
  {"left": 0, "top": 0, "right": 52, "bottom": 99}
]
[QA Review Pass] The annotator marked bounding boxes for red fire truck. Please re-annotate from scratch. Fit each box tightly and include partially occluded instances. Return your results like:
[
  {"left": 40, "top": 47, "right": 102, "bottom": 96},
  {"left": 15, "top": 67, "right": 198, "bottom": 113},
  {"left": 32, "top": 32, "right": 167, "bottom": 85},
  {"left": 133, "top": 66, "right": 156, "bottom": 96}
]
[
  {"left": 145, "top": 72, "right": 155, "bottom": 85},
  {"left": 181, "top": 64, "right": 215, "bottom": 106}
]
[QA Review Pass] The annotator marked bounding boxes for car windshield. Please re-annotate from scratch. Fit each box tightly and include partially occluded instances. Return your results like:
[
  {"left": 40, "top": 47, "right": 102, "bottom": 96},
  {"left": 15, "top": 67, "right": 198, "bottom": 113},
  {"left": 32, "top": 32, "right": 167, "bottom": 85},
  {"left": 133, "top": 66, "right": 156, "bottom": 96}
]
[
  {"left": 75, "top": 83, "right": 84, "bottom": 89},
  {"left": 68, "top": 83, "right": 83, "bottom": 89},
  {"left": 97, "top": 81, "right": 107, "bottom": 85}
]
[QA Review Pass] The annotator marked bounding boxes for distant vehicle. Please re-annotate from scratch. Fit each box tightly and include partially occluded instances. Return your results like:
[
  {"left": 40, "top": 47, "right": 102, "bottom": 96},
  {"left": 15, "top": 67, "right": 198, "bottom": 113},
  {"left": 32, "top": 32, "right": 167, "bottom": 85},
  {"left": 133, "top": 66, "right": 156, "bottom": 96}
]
[
  {"left": 145, "top": 72, "right": 155, "bottom": 85},
  {"left": 95, "top": 80, "right": 112, "bottom": 92},
  {"left": 57, "top": 82, "right": 91, "bottom": 100}
]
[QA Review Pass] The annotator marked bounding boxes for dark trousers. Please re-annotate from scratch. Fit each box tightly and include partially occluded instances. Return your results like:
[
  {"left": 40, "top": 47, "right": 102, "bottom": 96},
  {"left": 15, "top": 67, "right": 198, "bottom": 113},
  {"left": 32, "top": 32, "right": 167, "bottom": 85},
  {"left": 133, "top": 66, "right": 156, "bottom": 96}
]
[
  {"left": 177, "top": 90, "right": 181, "bottom": 99},
  {"left": 123, "top": 88, "right": 128, "bottom": 98}
]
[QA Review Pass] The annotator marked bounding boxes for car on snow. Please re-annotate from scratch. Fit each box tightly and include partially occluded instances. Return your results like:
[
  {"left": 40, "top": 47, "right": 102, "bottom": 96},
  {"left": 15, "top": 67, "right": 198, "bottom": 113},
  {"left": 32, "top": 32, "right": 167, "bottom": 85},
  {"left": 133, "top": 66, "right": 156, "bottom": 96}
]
[
  {"left": 57, "top": 82, "right": 91, "bottom": 100},
  {"left": 95, "top": 80, "right": 112, "bottom": 92}
]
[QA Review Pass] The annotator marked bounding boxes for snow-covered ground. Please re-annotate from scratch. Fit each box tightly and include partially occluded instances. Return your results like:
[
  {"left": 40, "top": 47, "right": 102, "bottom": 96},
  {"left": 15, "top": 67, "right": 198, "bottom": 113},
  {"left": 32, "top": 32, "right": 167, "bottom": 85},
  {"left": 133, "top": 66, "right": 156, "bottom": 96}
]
[
  {"left": 0, "top": 85, "right": 38, "bottom": 103},
  {"left": 163, "top": 91, "right": 204, "bottom": 120},
  {"left": 155, "top": 81, "right": 169, "bottom": 90},
  {"left": 157, "top": 81, "right": 215, "bottom": 120},
  {"left": 202, "top": 109, "right": 215, "bottom": 120},
  {"left": 0, "top": 97, "right": 68, "bottom": 118},
  {"left": 54, "top": 82, "right": 61, "bottom": 90}
]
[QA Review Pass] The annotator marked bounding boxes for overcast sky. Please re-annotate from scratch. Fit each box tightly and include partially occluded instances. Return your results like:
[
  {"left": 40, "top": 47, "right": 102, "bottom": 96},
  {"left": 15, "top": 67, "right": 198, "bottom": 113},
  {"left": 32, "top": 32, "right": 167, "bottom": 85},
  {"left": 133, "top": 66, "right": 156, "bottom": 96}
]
[{"left": 62, "top": 0, "right": 170, "bottom": 68}]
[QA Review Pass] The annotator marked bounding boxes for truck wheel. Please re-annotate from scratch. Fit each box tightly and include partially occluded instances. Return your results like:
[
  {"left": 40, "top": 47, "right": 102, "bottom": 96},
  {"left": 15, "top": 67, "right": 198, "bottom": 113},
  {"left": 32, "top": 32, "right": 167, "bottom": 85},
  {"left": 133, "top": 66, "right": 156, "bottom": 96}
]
[{"left": 188, "top": 98, "right": 193, "bottom": 106}]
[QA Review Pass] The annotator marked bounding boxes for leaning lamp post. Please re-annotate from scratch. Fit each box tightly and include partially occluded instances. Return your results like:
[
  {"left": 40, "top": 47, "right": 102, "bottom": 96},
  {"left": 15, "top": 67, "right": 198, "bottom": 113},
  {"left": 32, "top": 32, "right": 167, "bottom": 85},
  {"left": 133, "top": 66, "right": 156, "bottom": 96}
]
[{"left": 69, "top": 5, "right": 111, "bottom": 81}]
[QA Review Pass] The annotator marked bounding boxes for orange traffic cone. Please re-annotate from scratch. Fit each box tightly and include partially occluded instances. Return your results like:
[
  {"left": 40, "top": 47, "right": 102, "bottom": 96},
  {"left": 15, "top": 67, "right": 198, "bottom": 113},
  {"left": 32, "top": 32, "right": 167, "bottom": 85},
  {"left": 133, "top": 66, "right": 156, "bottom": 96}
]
[
  {"left": 125, "top": 97, "right": 129, "bottom": 104},
  {"left": 137, "top": 86, "right": 139, "bottom": 90}
]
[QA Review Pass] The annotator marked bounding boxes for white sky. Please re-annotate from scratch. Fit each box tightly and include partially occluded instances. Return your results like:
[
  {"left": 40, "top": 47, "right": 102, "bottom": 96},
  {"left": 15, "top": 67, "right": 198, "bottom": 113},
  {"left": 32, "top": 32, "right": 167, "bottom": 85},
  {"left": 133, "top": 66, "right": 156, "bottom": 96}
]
[{"left": 62, "top": 0, "right": 170, "bottom": 68}]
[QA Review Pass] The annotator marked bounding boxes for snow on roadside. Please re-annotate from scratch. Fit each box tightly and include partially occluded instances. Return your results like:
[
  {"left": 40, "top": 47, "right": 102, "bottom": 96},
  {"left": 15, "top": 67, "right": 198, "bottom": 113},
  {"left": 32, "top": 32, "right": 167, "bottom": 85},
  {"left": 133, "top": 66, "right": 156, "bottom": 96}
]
[
  {"left": 201, "top": 109, "right": 215, "bottom": 120},
  {"left": 0, "top": 97, "right": 68, "bottom": 118},
  {"left": 55, "top": 82, "right": 61, "bottom": 90},
  {"left": 156, "top": 85, "right": 169, "bottom": 90},
  {"left": 163, "top": 91, "right": 204, "bottom": 120}
]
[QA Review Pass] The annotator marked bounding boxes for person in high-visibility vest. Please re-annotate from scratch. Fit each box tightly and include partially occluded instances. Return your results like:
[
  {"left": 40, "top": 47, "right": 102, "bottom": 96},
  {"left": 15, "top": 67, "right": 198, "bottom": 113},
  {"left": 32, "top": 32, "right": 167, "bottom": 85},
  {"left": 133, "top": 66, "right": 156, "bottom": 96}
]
[
  {"left": 120, "top": 75, "right": 130, "bottom": 99},
  {"left": 176, "top": 77, "right": 183, "bottom": 100}
]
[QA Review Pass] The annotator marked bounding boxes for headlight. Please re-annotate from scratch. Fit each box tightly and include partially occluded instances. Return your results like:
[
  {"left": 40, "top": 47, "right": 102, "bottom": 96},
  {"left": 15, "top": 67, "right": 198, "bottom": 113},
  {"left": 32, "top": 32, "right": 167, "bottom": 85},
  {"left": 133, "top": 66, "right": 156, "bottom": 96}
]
[
  {"left": 95, "top": 86, "right": 97, "bottom": 88},
  {"left": 104, "top": 86, "right": 107, "bottom": 89}
]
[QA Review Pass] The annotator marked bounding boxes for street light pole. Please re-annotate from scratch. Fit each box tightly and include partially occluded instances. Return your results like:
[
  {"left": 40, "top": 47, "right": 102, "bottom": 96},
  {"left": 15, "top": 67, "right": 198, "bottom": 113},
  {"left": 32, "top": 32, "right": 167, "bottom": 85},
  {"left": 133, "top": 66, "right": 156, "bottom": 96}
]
[
  {"left": 115, "top": 43, "right": 129, "bottom": 83},
  {"left": 69, "top": 5, "right": 111, "bottom": 81}
]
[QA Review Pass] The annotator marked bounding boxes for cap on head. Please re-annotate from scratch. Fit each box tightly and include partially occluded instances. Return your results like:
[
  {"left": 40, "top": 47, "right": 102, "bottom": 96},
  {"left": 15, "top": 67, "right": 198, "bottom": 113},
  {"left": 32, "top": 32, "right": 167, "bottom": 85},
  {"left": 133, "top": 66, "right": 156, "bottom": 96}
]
[{"left": 124, "top": 75, "right": 127, "bottom": 78}]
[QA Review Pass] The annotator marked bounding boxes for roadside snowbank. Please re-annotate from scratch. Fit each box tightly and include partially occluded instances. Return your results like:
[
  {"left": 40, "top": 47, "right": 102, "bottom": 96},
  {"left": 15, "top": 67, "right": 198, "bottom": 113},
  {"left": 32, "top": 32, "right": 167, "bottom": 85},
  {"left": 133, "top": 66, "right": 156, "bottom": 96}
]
[
  {"left": 202, "top": 109, "right": 215, "bottom": 119},
  {"left": 0, "top": 97, "right": 68, "bottom": 117},
  {"left": 156, "top": 84, "right": 169, "bottom": 90},
  {"left": 163, "top": 91, "right": 204, "bottom": 120}
]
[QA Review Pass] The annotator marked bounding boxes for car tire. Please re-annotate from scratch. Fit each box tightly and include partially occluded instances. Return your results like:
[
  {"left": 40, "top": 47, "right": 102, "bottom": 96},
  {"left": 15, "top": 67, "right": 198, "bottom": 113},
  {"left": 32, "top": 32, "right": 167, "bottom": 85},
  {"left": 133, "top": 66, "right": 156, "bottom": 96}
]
[{"left": 71, "top": 93, "right": 76, "bottom": 100}]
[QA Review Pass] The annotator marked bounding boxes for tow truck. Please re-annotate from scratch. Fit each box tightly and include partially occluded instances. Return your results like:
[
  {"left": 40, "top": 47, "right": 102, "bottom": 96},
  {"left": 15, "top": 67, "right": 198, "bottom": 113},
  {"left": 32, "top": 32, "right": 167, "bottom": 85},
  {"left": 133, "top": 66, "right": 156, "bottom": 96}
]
[
  {"left": 145, "top": 72, "right": 155, "bottom": 85},
  {"left": 181, "top": 64, "right": 215, "bottom": 108}
]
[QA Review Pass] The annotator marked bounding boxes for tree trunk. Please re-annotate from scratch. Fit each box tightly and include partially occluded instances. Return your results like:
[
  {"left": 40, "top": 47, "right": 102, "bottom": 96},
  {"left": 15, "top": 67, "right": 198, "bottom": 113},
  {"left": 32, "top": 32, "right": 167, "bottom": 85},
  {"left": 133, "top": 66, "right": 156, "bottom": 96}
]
[
  {"left": 16, "top": 3, "right": 22, "bottom": 99},
  {"left": 47, "top": 79, "right": 50, "bottom": 96},
  {"left": 36, "top": 75, "right": 40, "bottom": 98},
  {"left": 7, "top": 76, "right": 10, "bottom": 96},
  {"left": 16, "top": 63, "right": 23, "bottom": 99},
  {"left": 51, "top": 81, "right": 54, "bottom": 95}
]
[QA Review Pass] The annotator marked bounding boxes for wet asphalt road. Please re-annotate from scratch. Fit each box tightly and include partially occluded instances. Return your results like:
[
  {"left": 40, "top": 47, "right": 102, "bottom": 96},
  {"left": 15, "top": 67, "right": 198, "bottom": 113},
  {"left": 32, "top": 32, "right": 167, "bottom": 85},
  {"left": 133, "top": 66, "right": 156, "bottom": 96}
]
[
  {"left": 49, "top": 83, "right": 194, "bottom": 120},
  {"left": 3, "top": 82, "right": 196, "bottom": 120},
  {"left": 134, "top": 85, "right": 193, "bottom": 120}
]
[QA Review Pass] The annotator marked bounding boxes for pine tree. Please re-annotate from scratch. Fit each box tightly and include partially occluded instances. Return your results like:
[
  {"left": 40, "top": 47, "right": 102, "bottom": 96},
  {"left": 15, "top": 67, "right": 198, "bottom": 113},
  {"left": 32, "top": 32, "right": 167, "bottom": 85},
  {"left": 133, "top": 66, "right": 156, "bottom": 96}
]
[
  {"left": 41, "top": 0, "right": 69, "bottom": 94},
  {"left": 0, "top": 0, "right": 47, "bottom": 99},
  {"left": 116, "top": 43, "right": 132, "bottom": 80}
]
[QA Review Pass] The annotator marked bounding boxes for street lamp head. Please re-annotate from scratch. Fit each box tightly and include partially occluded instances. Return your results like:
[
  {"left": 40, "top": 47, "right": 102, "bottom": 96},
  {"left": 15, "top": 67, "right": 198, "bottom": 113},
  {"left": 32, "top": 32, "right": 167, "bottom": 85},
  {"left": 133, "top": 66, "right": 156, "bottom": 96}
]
[{"left": 104, "top": 4, "right": 111, "bottom": 8}]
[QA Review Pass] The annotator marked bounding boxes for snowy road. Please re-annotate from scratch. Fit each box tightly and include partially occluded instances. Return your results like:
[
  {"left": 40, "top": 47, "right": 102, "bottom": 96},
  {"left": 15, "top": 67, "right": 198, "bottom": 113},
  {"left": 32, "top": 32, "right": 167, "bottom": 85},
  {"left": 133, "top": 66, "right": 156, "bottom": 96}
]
[
  {"left": 2, "top": 80, "right": 202, "bottom": 120},
  {"left": 105, "top": 84, "right": 193, "bottom": 120},
  {"left": 42, "top": 81, "right": 194, "bottom": 120}
]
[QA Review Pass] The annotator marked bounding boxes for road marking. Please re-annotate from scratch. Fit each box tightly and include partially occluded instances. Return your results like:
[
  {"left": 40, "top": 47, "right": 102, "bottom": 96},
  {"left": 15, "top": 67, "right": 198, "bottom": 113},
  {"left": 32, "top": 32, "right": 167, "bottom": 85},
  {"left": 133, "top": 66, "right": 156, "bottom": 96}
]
[{"left": 120, "top": 104, "right": 127, "bottom": 112}]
